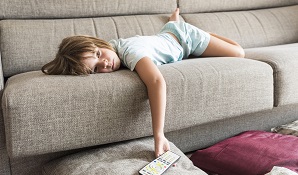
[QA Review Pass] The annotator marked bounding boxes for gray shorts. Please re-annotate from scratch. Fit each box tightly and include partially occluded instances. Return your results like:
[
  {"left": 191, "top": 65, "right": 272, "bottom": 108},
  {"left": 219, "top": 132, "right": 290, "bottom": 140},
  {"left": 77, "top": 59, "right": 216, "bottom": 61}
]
[{"left": 160, "top": 21, "right": 210, "bottom": 58}]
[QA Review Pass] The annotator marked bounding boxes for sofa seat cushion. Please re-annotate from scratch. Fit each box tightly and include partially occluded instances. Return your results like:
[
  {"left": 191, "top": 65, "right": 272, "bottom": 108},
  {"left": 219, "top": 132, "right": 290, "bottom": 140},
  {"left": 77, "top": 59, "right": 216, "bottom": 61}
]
[
  {"left": 2, "top": 58, "right": 273, "bottom": 158},
  {"left": 245, "top": 43, "right": 298, "bottom": 106},
  {"left": 42, "top": 137, "right": 207, "bottom": 175}
]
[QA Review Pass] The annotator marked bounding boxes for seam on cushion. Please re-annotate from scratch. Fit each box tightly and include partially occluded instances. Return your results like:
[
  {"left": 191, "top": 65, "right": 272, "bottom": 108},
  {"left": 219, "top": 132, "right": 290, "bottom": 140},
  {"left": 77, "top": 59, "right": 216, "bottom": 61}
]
[
  {"left": 258, "top": 59, "right": 278, "bottom": 107},
  {"left": 249, "top": 55, "right": 277, "bottom": 107},
  {"left": 135, "top": 16, "right": 144, "bottom": 36},
  {"left": 168, "top": 65, "right": 186, "bottom": 84},
  {"left": 227, "top": 13, "right": 241, "bottom": 39},
  {"left": 148, "top": 16, "right": 154, "bottom": 31},
  {"left": 213, "top": 13, "right": 224, "bottom": 31},
  {"left": 0, "top": 51, "right": 4, "bottom": 89},
  {"left": 1, "top": 91, "right": 12, "bottom": 157},
  {"left": 111, "top": 17, "right": 119, "bottom": 39},
  {"left": 268, "top": 9, "right": 285, "bottom": 36},
  {"left": 166, "top": 65, "right": 188, "bottom": 98},
  {"left": 71, "top": 19, "right": 76, "bottom": 36},
  {"left": 243, "top": 13, "right": 255, "bottom": 48},
  {"left": 248, "top": 11, "right": 268, "bottom": 44},
  {"left": 148, "top": 16, "right": 158, "bottom": 33},
  {"left": 91, "top": 18, "right": 97, "bottom": 37},
  {"left": 273, "top": 65, "right": 279, "bottom": 107}
]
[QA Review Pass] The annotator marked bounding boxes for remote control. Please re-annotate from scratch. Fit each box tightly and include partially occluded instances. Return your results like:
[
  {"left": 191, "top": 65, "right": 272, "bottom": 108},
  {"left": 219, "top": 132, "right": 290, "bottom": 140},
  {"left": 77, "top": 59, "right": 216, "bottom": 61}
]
[{"left": 139, "top": 151, "right": 181, "bottom": 175}]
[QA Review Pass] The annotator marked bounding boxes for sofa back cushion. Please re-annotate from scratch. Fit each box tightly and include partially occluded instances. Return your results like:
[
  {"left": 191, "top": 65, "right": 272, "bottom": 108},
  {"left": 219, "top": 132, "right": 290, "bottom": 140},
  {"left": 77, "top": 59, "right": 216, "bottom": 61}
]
[
  {"left": 2, "top": 0, "right": 297, "bottom": 18},
  {"left": 182, "top": 5, "right": 298, "bottom": 48},
  {"left": 0, "top": 0, "right": 176, "bottom": 19},
  {"left": 179, "top": 0, "right": 298, "bottom": 13},
  {"left": 0, "top": 1, "right": 297, "bottom": 77},
  {"left": 0, "top": 15, "right": 171, "bottom": 77}
]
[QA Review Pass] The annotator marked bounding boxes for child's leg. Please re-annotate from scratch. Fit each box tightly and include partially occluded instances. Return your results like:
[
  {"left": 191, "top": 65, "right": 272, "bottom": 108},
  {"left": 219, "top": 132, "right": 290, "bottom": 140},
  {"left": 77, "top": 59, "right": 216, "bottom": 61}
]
[
  {"left": 169, "top": 8, "right": 180, "bottom": 22},
  {"left": 201, "top": 33, "right": 245, "bottom": 58}
]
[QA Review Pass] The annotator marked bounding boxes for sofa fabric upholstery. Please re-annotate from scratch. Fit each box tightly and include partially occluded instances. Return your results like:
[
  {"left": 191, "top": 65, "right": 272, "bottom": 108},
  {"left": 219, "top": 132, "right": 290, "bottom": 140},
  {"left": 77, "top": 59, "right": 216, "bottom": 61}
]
[
  {"left": 179, "top": 0, "right": 298, "bottom": 13},
  {"left": 0, "top": 53, "right": 3, "bottom": 88},
  {"left": 7, "top": 104, "right": 298, "bottom": 175},
  {"left": 0, "top": 15, "right": 175, "bottom": 77},
  {"left": 1, "top": 6, "right": 298, "bottom": 77},
  {"left": 3, "top": 58, "right": 273, "bottom": 158},
  {"left": 166, "top": 104, "right": 298, "bottom": 153},
  {"left": 182, "top": 5, "right": 298, "bottom": 49},
  {"left": 0, "top": 0, "right": 298, "bottom": 174},
  {"left": 0, "top": 112, "right": 5, "bottom": 150},
  {"left": 9, "top": 148, "right": 87, "bottom": 175},
  {"left": 0, "top": 148, "right": 10, "bottom": 175},
  {"left": 0, "top": 0, "right": 177, "bottom": 19},
  {"left": 0, "top": 54, "right": 4, "bottom": 149},
  {"left": 2, "top": 0, "right": 297, "bottom": 19},
  {"left": 245, "top": 44, "right": 298, "bottom": 106}
]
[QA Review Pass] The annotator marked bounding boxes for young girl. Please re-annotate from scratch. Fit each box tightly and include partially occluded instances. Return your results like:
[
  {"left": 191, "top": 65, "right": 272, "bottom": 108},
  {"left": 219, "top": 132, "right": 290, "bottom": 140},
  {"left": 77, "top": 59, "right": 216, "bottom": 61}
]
[{"left": 42, "top": 8, "right": 244, "bottom": 157}]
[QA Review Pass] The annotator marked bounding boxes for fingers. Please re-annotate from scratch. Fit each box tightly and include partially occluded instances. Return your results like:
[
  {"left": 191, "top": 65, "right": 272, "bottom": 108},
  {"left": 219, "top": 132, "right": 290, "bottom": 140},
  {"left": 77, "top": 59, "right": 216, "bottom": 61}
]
[{"left": 155, "top": 148, "right": 169, "bottom": 158}]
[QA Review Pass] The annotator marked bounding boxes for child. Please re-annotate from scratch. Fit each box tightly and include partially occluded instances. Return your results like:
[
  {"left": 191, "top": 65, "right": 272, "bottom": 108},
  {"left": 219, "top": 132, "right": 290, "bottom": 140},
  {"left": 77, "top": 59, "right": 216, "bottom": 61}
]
[{"left": 42, "top": 8, "right": 244, "bottom": 157}]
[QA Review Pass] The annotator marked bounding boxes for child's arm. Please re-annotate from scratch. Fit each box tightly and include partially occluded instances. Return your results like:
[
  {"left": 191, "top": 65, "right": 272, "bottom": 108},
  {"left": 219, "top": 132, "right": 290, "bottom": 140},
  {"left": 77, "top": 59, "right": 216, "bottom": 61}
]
[{"left": 134, "top": 57, "right": 170, "bottom": 158}]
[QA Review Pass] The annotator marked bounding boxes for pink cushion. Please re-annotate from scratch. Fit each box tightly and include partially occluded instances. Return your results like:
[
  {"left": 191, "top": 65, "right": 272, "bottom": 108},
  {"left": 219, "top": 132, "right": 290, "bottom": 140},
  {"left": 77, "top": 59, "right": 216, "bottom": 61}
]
[{"left": 190, "top": 130, "right": 298, "bottom": 175}]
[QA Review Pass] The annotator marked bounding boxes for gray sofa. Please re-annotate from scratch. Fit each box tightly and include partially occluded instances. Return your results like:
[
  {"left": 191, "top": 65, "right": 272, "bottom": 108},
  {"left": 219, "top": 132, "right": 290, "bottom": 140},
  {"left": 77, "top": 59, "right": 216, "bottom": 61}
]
[{"left": 1, "top": 0, "right": 298, "bottom": 174}]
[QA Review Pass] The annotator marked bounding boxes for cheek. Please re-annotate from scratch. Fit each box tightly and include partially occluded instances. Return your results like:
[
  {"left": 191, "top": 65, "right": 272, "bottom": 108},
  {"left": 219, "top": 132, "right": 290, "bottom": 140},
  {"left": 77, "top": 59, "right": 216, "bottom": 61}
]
[{"left": 108, "top": 50, "right": 117, "bottom": 57}]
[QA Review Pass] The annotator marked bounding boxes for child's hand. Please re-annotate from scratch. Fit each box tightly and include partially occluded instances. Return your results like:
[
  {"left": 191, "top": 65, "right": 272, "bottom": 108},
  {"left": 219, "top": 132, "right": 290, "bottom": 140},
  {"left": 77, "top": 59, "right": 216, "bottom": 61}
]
[{"left": 154, "top": 134, "right": 170, "bottom": 158}]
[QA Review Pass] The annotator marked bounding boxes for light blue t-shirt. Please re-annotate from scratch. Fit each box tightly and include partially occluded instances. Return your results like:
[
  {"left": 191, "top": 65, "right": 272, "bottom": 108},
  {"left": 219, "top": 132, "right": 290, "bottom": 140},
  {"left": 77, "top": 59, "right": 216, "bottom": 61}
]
[
  {"left": 109, "top": 33, "right": 183, "bottom": 71},
  {"left": 109, "top": 21, "right": 210, "bottom": 71}
]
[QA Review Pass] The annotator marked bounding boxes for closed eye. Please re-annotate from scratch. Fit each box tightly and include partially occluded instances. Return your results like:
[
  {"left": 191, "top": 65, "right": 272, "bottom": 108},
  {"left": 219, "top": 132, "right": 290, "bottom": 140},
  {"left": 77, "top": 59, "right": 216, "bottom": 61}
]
[
  {"left": 94, "top": 66, "right": 98, "bottom": 73},
  {"left": 97, "top": 50, "right": 101, "bottom": 58}
]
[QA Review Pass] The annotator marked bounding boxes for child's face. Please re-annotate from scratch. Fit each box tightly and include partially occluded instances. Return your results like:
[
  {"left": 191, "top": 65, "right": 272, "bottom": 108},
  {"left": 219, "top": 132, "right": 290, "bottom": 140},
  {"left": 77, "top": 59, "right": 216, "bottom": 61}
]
[{"left": 81, "top": 47, "right": 121, "bottom": 73}]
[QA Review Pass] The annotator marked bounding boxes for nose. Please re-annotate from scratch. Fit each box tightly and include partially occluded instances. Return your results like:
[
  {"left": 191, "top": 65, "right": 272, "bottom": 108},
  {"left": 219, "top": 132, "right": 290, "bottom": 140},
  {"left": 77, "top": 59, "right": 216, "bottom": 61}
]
[{"left": 102, "top": 59, "right": 112, "bottom": 69}]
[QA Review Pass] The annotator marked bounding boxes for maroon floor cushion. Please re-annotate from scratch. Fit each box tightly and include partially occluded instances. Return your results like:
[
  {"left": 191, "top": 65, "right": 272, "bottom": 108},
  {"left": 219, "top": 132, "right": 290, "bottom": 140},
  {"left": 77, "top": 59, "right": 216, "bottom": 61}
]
[{"left": 190, "top": 130, "right": 298, "bottom": 175}]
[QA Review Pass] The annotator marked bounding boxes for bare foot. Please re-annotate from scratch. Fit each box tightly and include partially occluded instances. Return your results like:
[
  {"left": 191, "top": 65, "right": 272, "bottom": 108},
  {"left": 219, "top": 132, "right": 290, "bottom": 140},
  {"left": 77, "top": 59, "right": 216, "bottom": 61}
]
[{"left": 169, "top": 8, "right": 180, "bottom": 22}]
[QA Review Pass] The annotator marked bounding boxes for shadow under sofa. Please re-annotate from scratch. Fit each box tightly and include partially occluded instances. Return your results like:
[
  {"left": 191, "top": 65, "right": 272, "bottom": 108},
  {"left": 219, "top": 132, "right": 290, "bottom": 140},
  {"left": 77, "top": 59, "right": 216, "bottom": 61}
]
[{"left": 0, "top": 0, "right": 298, "bottom": 174}]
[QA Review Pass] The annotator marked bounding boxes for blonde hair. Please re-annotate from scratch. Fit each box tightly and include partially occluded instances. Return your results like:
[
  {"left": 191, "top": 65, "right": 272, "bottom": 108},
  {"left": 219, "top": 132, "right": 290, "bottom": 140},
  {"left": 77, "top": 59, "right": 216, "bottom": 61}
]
[{"left": 41, "top": 35, "right": 115, "bottom": 75}]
